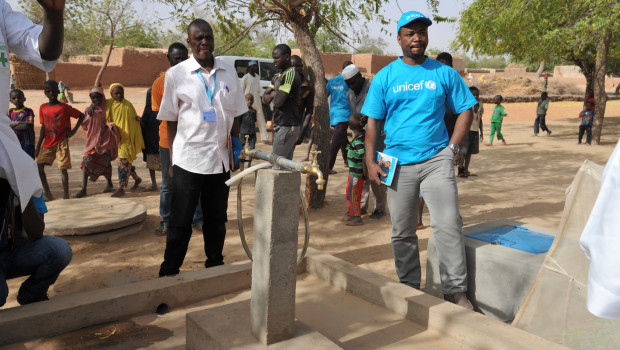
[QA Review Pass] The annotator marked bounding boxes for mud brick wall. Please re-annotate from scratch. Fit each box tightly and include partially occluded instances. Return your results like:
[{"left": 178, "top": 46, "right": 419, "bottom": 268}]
[{"left": 10, "top": 54, "right": 50, "bottom": 90}]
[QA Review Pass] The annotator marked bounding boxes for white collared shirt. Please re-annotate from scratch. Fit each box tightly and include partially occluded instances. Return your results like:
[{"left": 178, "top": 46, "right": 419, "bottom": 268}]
[
  {"left": 158, "top": 55, "right": 247, "bottom": 174},
  {"left": 0, "top": 1, "right": 57, "bottom": 115}
]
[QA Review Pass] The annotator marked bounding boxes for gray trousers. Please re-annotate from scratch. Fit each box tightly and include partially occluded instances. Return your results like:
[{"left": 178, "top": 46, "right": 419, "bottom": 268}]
[
  {"left": 387, "top": 147, "right": 467, "bottom": 294},
  {"left": 272, "top": 125, "right": 299, "bottom": 160}
]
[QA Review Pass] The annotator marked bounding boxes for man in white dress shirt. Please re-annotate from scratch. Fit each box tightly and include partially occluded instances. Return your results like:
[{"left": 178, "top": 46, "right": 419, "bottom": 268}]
[
  {"left": 0, "top": 0, "right": 64, "bottom": 114},
  {"left": 157, "top": 19, "right": 247, "bottom": 276},
  {"left": 240, "top": 60, "right": 268, "bottom": 142}
]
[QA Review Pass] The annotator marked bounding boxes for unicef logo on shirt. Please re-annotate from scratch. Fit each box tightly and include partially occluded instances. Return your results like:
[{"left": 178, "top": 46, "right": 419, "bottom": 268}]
[
  {"left": 392, "top": 80, "right": 438, "bottom": 93},
  {"left": 425, "top": 80, "right": 437, "bottom": 90}
]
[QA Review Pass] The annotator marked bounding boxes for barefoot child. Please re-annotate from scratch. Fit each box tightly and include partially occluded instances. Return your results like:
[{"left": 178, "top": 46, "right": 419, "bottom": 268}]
[
  {"left": 7, "top": 89, "right": 36, "bottom": 158},
  {"left": 76, "top": 87, "right": 119, "bottom": 198},
  {"left": 239, "top": 94, "right": 257, "bottom": 150},
  {"left": 344, "top": 113, "right": 367, "bottom": 226},
  {"left": 578, "top": 101, "right": 594, "bottom": 145},
  {"left": 486, "top": 95, "right": 507, "bottom": 146},
  {"left": 140, "top": 88, "right": 160, "bottom": 191},
  {"left": 35, "top": 80, "right": 85, "bottom": 200},
  {"left": 106, "top": 83, "right": 144, "bottom": 197}
]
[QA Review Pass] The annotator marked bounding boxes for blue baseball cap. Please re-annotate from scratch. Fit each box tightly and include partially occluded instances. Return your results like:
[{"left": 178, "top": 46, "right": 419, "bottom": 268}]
[
  {"left": 397, "top": 11, "right": 432, "bottom": 34},
  {"left": 248, "top": 60, "right": 258, "bottom": 66}
]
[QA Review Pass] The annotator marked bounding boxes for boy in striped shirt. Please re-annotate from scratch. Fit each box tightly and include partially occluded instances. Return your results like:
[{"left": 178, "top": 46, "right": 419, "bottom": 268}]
[{"left": 345, "top": 113, "right": 367, "bottom": 226}]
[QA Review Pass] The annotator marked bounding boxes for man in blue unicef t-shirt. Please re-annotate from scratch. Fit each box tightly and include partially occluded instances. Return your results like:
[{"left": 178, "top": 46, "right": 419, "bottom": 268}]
[
  {"left": 326, "top": 62, "right": 353, "bottom": 174},
  {"left": 361, "top": 11, "right": 477, "bottom": 310}
]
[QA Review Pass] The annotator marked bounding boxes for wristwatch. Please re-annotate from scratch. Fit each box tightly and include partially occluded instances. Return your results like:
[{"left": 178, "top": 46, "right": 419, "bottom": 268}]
[{"left": 448, "top": 143, "right": 460, "bottom": 154}]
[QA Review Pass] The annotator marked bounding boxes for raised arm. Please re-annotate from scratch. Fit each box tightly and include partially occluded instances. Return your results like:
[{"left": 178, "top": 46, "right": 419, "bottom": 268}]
[{"left": 37, "top": 0, "right": 66, "bottom": 61}]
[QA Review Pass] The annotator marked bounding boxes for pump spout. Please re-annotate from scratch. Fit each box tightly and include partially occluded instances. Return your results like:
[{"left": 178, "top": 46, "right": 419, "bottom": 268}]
[{"left": 302, "top": 151, "right": 325, "bottom": 190}]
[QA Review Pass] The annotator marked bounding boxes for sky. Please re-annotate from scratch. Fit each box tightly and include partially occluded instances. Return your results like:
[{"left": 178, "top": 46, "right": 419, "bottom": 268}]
[
  {"left": 8, "top": 0, "right": 473, "bottom": 56},
  {"left": 367, "top": 0, "right": 473, "bottom": 55}
]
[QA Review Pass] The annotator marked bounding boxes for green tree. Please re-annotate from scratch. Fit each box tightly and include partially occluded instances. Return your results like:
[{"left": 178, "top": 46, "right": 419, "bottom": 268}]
[
  {"left": 454, "top": 0, "right": 620, "bottom": 144},
  {"left": 355, "top": 34, "right": 386, "bottom": 54},
  {"left": 463, "top": 56, "right": 508, "bottom": 70},
  {"left": 216, "top": 28, "right": 278, "bottom": 58}
]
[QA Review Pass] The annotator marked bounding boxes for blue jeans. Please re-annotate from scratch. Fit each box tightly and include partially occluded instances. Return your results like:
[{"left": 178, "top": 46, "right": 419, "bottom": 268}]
[
  {"left": 159, "top": 147, "right": 202, "bottom": 227},
  {"left": 159, "top": 165, "right": 230, "bottom": 276},
  {"left": 0, "top": 236, "right": 72, "bottom": 306}
]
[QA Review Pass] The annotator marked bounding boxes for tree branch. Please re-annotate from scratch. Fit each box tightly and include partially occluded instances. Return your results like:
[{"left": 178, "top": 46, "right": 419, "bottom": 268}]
[{"left": 256, "top": 0, "right": 291, "bottom": 17}]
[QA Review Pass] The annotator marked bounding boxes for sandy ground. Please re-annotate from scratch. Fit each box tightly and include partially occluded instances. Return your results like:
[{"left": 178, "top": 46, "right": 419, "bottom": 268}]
[{"left": 3, "top": 87, "right": 620, "bottom": 313}]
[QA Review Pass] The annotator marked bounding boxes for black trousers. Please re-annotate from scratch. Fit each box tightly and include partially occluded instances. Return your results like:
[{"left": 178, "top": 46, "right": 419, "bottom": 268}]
[
  {"left": 159, "top": 165, "right": 230, "bottom": 276},
  {"left": 534, "top": 114, "right": 551, "bottom": 134},
  {"left": 329, "top": 122, "right": 349, "bottom": 170},
  {"left": 578, "top": 124, "right": 592, "bottom": 144}
]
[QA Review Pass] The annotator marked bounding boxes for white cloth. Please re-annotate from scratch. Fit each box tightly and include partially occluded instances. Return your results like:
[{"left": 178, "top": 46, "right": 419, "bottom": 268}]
[
  {"left": 0, "top": 117, "right": 42, "bottom": 212},
  {"left": 157, "top": 56, "right": 247, "bottom": 174},
  {"left": 0, "top": 1, "right": 57, "bottom": 114},
  {"left": 240, "top": 72, "right": 260, "bottom": 100},
  {"left": 342, "top": 64, "right": 360, "bottom": 80},
  {"left": 240, "top": 72, "right": 268, "bottom": 140},
  {"left": 580, "top": 138, "right": 620, "bottom": 319}
]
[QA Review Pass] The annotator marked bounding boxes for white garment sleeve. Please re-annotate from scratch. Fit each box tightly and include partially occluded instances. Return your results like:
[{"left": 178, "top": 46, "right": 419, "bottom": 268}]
[
  {"left": 2, "top": 1, "right": 57, "bottom": 72},
  {"left": 580, "top": 139, "right": 620, "bottom": 319},
  {"left": 157, "top": 71, "right": 179, "bottom": 122},
  {"left": 231, "top": 74, "right": 248, "bottom": 118},
  {"left": 0, "top": 118, "right": 43, "bottom": 212}
]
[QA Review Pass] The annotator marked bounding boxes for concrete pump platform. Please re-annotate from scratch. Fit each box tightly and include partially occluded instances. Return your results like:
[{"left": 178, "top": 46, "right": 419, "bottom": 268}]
[{"left": 0, "top": 248, "right": 566, "bottom": 350}]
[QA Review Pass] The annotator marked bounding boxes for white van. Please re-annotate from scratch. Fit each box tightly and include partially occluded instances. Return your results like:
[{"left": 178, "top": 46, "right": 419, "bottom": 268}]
[{"left": 217, "top": 56, "right": 277, "bottom": 91}]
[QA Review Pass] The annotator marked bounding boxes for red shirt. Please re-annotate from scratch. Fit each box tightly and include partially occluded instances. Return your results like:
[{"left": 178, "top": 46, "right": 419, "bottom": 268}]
[{"left": 39, "top": 102, "right": 82, "bottom": 148}]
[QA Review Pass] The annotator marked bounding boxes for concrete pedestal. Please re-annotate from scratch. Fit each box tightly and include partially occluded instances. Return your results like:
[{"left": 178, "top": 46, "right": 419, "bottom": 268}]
[
  {"left": 426, "top": 220, "right": 557, "bottom": 322},
  {"left": 250, "top": 169, "right": 300, "bottom": 344},
  {"left": 187, "top": 299, "right": 342, "bottom": 350}
]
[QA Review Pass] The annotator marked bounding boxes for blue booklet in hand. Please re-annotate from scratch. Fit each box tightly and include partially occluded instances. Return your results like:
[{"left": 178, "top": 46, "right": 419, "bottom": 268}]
[{"left": 376, "top": 152, "right": 398, "bottom": 186}]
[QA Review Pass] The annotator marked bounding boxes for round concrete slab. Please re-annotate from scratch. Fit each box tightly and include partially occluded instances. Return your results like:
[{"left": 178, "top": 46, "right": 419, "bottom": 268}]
[{"left": 44, "top": 197, "right": 147, "bottom": 236}]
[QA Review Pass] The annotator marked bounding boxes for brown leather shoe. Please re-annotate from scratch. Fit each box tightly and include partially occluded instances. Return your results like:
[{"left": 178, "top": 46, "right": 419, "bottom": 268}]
[{"left": 444, "top": 292, "right": 474, "bottom": 310}]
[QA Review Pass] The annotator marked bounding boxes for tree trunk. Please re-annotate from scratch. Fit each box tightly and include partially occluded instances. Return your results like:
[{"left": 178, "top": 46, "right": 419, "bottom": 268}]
[
  {"left": 578, "top": 62, "right": 595, "bottom": 102},
  {"left": 535, "top": 61, "right": 545, "bottom": 79},
  {"left": 290, "top": 20, "right": 330, "bottom": 208},
  {"left": 591, "top": 28, "right": 612, "bottom": 145},
  {"left": 95, "top": 43, "right": 114, "bottom": 87}
]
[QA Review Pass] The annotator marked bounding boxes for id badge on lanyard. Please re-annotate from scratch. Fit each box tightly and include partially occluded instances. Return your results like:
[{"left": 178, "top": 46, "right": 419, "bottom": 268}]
[{"left": 196, "top": 70, "right": 217, "bottom": 122}]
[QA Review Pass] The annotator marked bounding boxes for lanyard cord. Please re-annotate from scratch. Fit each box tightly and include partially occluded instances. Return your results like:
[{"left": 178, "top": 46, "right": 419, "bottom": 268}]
[{"left": 196, "top": 69, "right": 217, "bottom": 106}]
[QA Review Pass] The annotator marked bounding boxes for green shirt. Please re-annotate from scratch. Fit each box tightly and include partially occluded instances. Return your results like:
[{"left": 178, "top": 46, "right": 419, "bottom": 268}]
[
  {"left": 536, "top": 99, "right": 549, "bottom": 115},
  {"left": 346, "top": 134, "right": 365, "bottom": 178},
  {"left": 491, "top": 104, "right": 507, "bottom": 123}
]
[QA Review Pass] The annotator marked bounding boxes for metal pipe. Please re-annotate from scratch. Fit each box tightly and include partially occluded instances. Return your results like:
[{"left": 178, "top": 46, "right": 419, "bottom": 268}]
[{"left": 241, "top": 138, "right": 325, "bottom": 190}]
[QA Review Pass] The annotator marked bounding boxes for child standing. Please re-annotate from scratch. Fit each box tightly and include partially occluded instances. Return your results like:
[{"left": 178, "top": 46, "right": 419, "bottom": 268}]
[
  {"left": 460, "top": 86, "right": 483, "bottom": 176},
  {"left": 344, "top": 113, "right": 367, "bottom": 226},
  {"left": 7, "top": 89, "right": 36, "bottom": 158},
  {"left": 35, "top": 80, "right": 85, "bottom": 200},
  {"left": 239, "top": 94, "right": 257, "bottom": 149},
  {"left": 486, "top": 95, "right": 507, "bottom": 146},
  {"left": 140, "top": 88, "right": 160, "bottom": 191},
  {"left": 76, "top": 87, "right": 119, "bottom": 198},
  {"left": 578, "top": 101, "right": 594, "bottom": 145},
  {"left": 106, "top": 83, "right": 144, "bottom": 197},
  {"left": 534, "top": 92, "right": 551, "bottom": 136}
]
